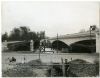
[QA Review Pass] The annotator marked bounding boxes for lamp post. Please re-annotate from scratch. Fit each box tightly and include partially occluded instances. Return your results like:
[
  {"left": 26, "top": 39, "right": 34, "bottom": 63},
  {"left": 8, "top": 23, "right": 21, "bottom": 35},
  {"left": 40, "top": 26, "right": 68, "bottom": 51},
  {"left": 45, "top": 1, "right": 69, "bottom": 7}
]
[
  {"left": 90, "top": 25, "right": 96, "bottom": 52},
  {"left": 91, "top": 25, "right": 100, "bottom": 53}
]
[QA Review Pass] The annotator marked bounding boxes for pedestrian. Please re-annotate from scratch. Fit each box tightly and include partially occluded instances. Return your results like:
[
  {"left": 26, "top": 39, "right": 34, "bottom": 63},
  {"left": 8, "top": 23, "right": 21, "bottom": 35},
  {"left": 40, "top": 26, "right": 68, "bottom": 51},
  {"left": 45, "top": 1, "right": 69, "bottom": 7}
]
[
  {"left": 24, "top": 56, "right": 26, "bottom": 63},
  {"left": 65, "top": 59, "right": 70, "bottom": 77}
]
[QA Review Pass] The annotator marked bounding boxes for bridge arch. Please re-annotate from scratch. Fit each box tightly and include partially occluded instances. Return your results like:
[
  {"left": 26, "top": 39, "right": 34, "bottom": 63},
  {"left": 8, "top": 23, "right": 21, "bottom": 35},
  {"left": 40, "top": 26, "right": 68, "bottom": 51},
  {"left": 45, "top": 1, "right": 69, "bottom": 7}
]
[
  {"left": 51, "top": 39, "right": 96, "bottom": 53},
  {"left": 70, "top": 39, "right": 96, "bottom": 53},
  {"left": 52, "top": 40, "right": 70, "bottom": 52},
  {"left": 7, "top": 41, "right": 30, "bottom": 51}
]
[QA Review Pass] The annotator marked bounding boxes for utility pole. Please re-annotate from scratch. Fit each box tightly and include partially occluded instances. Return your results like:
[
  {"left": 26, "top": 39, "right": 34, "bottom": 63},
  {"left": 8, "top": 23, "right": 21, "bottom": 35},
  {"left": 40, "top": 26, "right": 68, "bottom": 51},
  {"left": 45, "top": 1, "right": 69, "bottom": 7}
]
[{"left": 57, "top": 33, "right": 58, "bottom": 53}]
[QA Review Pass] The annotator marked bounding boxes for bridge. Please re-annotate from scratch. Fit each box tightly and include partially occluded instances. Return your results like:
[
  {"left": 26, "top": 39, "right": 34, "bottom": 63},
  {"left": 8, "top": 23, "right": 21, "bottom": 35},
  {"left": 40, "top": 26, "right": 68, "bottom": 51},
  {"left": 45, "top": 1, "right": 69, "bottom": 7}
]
[
  {"left": 47, "top": 31, "right": 97, "bottom": 53},
  {"left": 2, "top": 30, "right": 100, "bottom": 53},
  {"left": 49, "top": 31, "right": 95, "bottom": 45}
]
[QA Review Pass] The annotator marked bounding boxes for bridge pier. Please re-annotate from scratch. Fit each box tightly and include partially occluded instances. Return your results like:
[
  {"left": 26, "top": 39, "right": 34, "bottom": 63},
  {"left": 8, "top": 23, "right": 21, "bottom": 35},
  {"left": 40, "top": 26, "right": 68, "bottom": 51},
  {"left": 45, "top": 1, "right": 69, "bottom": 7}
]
[
  {"left": 96, "top": 29, "right": 100, "bottom": 53},
  {"left": 30, "top": 40, "right": 34, "bottom": 52}
]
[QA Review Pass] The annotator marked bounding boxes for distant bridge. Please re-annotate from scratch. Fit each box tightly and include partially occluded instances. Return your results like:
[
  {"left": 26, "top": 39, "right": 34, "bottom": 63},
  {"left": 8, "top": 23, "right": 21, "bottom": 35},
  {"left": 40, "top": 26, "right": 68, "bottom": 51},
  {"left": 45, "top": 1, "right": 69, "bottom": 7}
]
[
  {"left": 2, "top": 41, "right": 25, "bottom": 47},
  {"left": 2, "top": 41, "right": 30, "bottom": 51}
]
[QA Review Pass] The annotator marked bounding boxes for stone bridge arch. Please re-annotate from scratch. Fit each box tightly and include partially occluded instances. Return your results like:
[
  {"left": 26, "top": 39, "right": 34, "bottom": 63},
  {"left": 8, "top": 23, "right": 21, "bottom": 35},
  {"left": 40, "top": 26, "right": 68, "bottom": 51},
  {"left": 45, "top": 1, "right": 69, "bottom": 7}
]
[
  {"left": 49, "top": 37, "right": 96, "bottom": 53},
  {"left": 50, "top": 36, "right": 95, "bottom": 46},
  {"left": 52, "top": 40, "right": 70, "bottom": 49},
  {"left": 70, "top": 39, "right": 96, "bottom": 53}
]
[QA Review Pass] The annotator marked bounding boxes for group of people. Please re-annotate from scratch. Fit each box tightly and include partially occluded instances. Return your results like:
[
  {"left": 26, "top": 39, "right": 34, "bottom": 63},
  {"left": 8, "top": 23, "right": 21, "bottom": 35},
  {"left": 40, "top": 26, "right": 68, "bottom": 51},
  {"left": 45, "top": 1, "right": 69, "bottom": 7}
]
[{"left": 7, "top": 57, "right": 16, "bottom": 63}]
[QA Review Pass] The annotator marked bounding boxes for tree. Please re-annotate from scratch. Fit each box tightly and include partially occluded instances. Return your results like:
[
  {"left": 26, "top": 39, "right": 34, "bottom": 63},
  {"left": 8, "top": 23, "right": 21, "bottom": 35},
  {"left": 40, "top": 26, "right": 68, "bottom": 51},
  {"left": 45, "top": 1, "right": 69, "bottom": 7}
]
[
  {"left": 2, "top": 32, "right": 8, "bottom": 42},
  {"left": 20, "top": 26, "right": 30, "bottom": 41},
  {"left": 8, "top": 28, "right": 21, "bottom": 41},
  {"left": 28, "top": 31, "right": 38, "bottom": 41},
  {"left": 6, "top": 26, "right": 46, "bottom": 49},
  {"left": 8, "top": 26, "right": 30, "bottom": 41}
]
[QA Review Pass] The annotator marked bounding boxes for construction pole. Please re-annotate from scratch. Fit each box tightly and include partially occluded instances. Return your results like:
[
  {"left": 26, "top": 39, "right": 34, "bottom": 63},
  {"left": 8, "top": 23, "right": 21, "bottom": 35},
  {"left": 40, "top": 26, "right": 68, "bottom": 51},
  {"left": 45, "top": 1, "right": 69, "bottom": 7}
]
[{"left": 61, "top": 58, "right": 65, "bottom": 77}]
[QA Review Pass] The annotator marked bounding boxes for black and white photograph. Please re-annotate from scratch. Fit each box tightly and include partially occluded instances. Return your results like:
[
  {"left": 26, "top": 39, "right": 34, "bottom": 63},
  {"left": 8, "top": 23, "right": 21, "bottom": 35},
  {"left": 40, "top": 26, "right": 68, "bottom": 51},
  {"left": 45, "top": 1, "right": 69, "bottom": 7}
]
[{"left": 1, "top": 1, "right": 100, "bottom": 77}]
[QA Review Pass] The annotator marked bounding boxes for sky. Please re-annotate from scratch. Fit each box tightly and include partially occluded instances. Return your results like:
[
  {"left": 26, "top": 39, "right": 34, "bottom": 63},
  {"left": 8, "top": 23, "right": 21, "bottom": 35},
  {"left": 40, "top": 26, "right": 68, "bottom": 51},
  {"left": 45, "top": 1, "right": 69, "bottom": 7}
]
[{"left": 1, "top": 1, "right": 99, "bottom": 37}]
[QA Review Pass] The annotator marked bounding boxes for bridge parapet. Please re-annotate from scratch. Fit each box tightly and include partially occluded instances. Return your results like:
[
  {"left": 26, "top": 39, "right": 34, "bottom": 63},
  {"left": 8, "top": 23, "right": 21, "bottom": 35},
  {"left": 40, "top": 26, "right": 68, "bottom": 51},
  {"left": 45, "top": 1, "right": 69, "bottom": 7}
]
[{"left": 50, "top": 31, "right": 95, "bottom": 40}]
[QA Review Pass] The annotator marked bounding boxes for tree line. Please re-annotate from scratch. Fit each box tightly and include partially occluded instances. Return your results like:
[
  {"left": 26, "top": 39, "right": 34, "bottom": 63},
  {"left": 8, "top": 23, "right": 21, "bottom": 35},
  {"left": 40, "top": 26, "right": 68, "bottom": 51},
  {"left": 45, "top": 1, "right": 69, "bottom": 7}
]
[{"left": 2, "top": 26, "right": 45, "bottom": 42}]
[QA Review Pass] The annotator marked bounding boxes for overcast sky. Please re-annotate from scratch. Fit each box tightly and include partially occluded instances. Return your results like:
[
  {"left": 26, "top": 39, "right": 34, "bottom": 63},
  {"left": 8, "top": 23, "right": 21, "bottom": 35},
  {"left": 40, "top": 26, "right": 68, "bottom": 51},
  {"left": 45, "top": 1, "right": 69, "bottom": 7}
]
[{"left": 1, "top": 1, "right": 99, "bottom": 37}]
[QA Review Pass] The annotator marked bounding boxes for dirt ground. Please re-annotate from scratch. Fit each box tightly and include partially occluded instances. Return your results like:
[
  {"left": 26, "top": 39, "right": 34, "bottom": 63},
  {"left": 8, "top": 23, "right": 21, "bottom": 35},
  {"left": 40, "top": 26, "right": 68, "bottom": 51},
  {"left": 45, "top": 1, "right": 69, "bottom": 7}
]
[{"left": 2, "top": 52, "right": 99, "bottom": 77}]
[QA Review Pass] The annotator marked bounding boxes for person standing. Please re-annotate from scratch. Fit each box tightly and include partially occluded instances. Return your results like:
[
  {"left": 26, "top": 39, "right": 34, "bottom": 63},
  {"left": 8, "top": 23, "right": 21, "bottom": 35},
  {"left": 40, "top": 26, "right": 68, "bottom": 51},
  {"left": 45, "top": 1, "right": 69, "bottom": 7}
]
[{"left": 65, "top": 59, "right": 70, "bottom": 77}]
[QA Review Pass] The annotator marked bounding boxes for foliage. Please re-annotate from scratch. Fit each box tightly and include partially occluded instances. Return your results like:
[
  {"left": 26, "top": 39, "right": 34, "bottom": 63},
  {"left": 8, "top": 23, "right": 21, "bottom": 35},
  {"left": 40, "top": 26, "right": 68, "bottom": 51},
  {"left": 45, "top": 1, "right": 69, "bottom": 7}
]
[
  {"left": 2, "top": 26, "right": 46, "bottom": 50},
  {"left": 2, "top": 26, "right": 45, "bottom": 42},
  {"left": 2, "top": 32, "right": 8, "bottom": 42}
]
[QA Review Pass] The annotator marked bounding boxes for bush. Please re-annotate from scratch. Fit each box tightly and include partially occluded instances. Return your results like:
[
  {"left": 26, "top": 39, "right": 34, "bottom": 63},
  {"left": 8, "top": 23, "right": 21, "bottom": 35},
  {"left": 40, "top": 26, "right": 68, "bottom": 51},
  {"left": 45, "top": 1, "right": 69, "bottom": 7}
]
[{"left": 68, "top": 59, "right": 99, "bottom": 77}]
